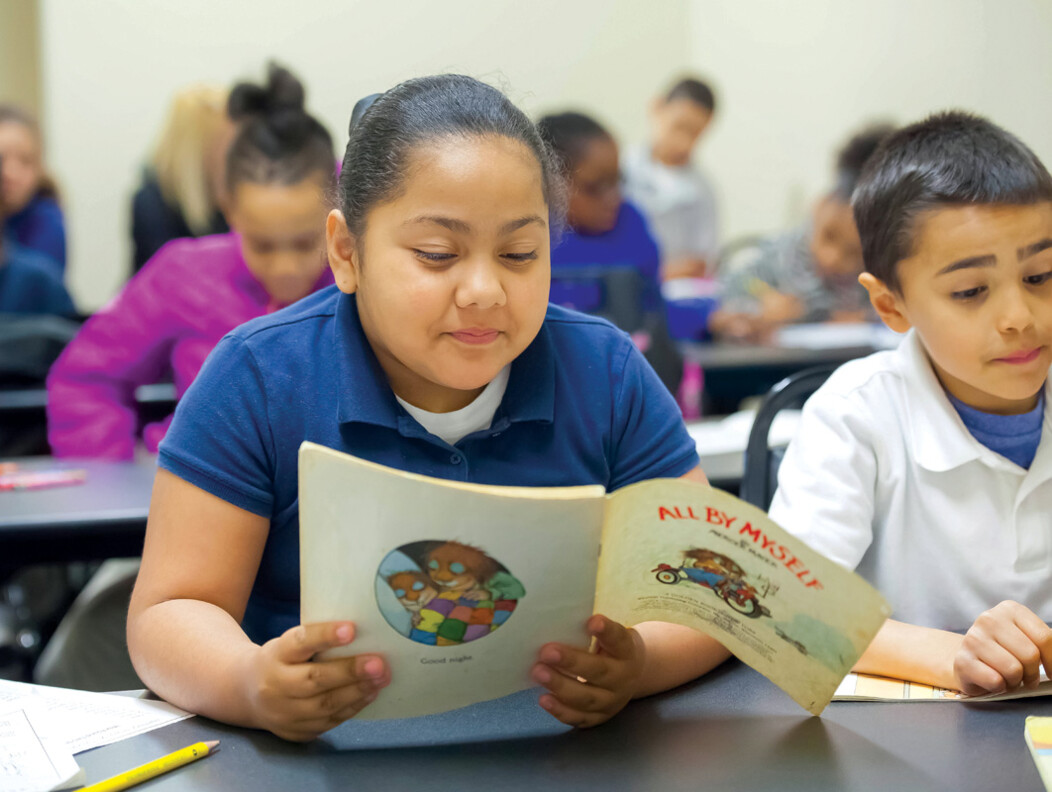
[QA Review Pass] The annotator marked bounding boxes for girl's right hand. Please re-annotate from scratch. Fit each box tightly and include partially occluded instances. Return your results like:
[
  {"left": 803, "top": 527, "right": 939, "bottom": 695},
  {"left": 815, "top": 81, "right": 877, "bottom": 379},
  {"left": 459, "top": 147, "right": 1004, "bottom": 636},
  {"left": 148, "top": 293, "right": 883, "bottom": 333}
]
[{"left": 244, "top": 621, "right": 390, "bottom": 741}]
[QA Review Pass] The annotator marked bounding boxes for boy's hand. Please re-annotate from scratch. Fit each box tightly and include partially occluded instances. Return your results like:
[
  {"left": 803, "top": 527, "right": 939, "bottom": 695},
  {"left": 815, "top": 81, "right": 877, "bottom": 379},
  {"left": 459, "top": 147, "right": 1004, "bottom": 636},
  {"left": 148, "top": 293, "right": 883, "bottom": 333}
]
[
  {"left": 531, "top": 614, "right": 645, "bottom": 728},
  {"left": 244, "top": 621, "right": 390, "bottom": 741},
  {"left": 953, "top": 601, "right": 1052, "bottom": 696}
]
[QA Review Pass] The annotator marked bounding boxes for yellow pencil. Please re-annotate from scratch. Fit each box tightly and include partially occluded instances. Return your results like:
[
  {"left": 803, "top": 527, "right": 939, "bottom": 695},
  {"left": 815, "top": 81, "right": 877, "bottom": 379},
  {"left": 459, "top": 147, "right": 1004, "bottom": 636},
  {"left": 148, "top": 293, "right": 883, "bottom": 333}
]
[{"left": 81, "top": 740, "right": 219, "bottom": 792}]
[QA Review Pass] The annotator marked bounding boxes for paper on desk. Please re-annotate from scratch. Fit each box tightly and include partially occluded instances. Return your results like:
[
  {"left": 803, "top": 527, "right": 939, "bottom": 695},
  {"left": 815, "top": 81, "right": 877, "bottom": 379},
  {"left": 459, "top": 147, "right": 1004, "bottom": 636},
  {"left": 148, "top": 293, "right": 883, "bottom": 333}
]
[
  {"left": 775, "top": 322, "right": 900, "bottom": 351},
  {"left": 687, "top": 409, "right": 803, "bottom": 456},
  {"left": 0, "top": 680, "right": 192, "bottom": 755},
  {"left": 0, "top": 705, "right": 85, "bottom": 791}
]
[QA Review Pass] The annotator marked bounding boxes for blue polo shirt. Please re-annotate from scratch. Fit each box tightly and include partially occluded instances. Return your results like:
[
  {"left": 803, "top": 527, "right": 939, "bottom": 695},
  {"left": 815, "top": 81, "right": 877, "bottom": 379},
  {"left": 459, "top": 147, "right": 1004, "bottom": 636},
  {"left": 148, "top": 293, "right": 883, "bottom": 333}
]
[{"left": 159, "top": 286, "right": 698, "bottom": 643}]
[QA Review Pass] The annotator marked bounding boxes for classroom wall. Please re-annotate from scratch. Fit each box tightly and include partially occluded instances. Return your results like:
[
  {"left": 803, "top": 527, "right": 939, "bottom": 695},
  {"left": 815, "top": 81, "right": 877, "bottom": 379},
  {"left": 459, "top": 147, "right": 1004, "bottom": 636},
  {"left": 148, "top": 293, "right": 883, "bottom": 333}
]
[
  {"left": 38, "top": 0, "right": 692, "bottom": 311},
  {"left": 688, "top": 0, "right": 1052, "bottom": 242},
  {"left": 0, "top": 0, "right": 42, "bottom": 116},
  {"left": 37, "top": 0, "right": 1052, "bottom": 310}
]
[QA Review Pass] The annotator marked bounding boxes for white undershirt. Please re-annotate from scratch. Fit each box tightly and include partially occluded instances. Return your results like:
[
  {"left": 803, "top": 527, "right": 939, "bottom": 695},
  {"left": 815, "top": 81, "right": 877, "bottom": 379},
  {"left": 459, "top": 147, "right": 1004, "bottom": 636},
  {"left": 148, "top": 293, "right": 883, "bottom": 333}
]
[{"left": 395, "top": 365, "right": 511, "bottom": 446}]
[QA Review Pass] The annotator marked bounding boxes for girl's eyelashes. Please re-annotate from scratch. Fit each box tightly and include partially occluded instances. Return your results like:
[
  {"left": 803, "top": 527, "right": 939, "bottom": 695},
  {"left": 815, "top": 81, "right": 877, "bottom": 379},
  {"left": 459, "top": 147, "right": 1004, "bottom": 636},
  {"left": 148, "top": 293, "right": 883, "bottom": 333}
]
[
  {"left": 413, "top": 249, "right": 456, "bottom": 263},
  {"left": 411, "top": 249, "right": 538, "bottom": 264},
  {"left": 950, "top": 285, "right": 986, "bottom": 301},
  {"left": 1024, "top": 271, "right": 1052, "bottom": 286},
  {"left": 502, "top": 251, "right": 538, "bottom": 263}
]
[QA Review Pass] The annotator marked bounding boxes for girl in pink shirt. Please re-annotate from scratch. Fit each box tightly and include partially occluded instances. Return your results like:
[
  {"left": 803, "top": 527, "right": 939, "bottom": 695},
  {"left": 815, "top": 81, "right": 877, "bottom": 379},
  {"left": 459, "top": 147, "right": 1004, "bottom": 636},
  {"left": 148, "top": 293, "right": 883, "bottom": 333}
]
[{"left": 47, "top": 65, "right": 335, "bottom": 458}]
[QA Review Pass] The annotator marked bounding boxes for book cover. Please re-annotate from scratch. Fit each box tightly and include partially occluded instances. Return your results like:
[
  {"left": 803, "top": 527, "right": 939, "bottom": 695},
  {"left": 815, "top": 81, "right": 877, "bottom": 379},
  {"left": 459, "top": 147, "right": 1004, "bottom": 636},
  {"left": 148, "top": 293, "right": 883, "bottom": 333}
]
[
  {"left": 1026, "top": 716, "right": 1052, "bottom": 791},
  {"left": 299, "top": 442, "right": 890, "bottom": 720}
]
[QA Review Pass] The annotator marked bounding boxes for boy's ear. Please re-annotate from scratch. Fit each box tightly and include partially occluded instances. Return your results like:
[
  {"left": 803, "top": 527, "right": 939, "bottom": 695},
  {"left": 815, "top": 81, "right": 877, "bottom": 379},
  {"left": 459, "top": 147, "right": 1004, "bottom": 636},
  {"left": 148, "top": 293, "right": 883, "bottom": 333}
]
[
  {"left": 859, "top": 272, "right": 911, "bottom": 333},
  {"left": 326, "top": 209, "right": 360, "bottom": 294}
]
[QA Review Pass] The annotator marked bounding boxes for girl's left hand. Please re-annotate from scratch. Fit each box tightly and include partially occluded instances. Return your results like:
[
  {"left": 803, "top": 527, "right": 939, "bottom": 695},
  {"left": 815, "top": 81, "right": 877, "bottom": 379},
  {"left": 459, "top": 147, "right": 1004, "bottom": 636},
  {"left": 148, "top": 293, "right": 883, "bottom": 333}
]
[{"left": 531, "top": 614, "right": 645, "bottom": 728}]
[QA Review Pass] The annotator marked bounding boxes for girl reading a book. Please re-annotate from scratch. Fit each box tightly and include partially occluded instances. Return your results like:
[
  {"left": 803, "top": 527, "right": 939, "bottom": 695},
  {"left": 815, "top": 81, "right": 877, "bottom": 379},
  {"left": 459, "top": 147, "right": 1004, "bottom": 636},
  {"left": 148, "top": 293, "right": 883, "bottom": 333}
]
[{"left": 127, "top": 75, "right": 729, "bottom": 742}]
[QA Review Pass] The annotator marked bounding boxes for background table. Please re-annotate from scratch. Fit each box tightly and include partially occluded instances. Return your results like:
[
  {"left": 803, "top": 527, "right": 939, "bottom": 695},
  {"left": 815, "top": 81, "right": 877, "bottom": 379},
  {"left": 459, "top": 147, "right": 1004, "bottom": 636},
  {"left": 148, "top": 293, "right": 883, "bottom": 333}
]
[
  {"left": 0, "top": 456, "right": 156, "bottom": 571},
  {"left": 76, "top": 660, "right": 1051, "bottom": 791}
]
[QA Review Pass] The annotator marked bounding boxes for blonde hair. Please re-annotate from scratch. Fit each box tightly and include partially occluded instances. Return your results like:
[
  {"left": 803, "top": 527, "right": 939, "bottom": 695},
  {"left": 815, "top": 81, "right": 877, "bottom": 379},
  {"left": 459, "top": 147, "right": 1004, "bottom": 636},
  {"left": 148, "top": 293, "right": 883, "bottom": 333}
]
[{"left": 150, "top": 85, "right": 228, "bottom": 235}]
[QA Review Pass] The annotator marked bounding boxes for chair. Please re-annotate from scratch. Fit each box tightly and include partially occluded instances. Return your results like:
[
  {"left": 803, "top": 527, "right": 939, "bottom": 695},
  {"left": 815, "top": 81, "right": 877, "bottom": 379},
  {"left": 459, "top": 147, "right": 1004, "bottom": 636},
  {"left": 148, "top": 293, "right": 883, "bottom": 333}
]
[
  {"left": 0, "top": 313, "right": 80, "bottom": 456},
  {"left": 549, "top": 265, "right": 683, "bottom": 394},
  {"left": 739, "top": 364, "right": 837, "bottom": 511}
]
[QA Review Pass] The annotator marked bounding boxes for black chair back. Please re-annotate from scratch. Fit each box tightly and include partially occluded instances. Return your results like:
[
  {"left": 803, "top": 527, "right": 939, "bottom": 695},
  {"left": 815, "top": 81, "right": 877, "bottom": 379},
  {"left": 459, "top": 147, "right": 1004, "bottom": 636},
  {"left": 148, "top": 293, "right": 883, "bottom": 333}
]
[{"left": 740, "top": 364, "right": 838, "bottom": 510}]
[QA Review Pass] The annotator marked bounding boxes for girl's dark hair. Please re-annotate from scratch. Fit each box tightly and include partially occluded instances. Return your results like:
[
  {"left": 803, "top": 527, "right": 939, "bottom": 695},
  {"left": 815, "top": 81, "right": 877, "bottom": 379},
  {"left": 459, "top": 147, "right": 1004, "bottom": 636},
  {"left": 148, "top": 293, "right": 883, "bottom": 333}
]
[
  {"left": 536, "top": 111, "right": 611, "bottom": 176},
  {"left": 853, "top": 111, "right": 1052, "bottom": 292},
  {"left": 225, "top": 63, "right": 334, "bottom": 193},
  {"left": 337, "top": 75, "right": 566, "bottom": 236}
]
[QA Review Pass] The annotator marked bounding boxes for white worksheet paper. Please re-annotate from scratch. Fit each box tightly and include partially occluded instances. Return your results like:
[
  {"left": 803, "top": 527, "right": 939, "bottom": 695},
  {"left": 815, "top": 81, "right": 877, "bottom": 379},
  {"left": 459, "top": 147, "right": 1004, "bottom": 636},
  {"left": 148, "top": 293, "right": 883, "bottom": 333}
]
[
  {"left": 0, "top": 705, "right": 84, "bottom": 792},
  {"left": 0, "top": 680, "right": 191, "bottom": 755}
]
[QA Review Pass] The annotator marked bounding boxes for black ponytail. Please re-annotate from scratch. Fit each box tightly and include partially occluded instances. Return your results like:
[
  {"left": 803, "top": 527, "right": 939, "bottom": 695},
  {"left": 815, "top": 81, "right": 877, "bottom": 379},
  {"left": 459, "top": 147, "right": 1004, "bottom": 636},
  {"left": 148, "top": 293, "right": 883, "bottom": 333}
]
[{"left": 225, "top": 63, "right": 334, "bottom": 193}]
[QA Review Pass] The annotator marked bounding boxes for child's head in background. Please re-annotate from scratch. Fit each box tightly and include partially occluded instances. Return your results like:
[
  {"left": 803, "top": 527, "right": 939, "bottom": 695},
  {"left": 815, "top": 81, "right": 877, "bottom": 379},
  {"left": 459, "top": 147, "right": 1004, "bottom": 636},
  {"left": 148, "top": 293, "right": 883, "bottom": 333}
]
[
  {"left": 0, "top": 105, "right": 57, "bottom": 215},
  {"left": 809, "top": 124, "right": 895, "bottom": 282},
  {"left": 649, "top": 77, "right": 715, "bottom": 169},
  {"left": 150, "top": 84, "right": 233, "bottom": 234},
  {"left": 327, "top": 74, "right": 564, "bottom": 414},
  {"left": 537, "top": 111, "right": 619, "bottom": 235},
  {"left": 224, "top": 64, "right": 334, "bottom": 306},
  {"left": 856, "top": 112, "right": 1052, "bottom": 414}
]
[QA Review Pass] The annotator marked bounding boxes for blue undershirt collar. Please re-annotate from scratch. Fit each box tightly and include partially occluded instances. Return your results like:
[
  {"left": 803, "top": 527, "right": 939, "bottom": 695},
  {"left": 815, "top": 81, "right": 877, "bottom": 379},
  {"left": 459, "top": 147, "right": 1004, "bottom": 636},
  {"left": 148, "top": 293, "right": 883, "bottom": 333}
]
[{"left": 946, "top": 388, "right": 1045, "bottom": 470}]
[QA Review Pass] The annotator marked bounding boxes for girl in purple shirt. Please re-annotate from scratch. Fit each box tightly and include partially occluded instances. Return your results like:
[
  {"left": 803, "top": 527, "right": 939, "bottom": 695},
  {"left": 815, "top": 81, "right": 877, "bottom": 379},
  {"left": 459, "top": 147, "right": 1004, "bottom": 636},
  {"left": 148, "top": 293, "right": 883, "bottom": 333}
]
[{"left": 47, "top": 65, "right": 335, "bottom": 459}]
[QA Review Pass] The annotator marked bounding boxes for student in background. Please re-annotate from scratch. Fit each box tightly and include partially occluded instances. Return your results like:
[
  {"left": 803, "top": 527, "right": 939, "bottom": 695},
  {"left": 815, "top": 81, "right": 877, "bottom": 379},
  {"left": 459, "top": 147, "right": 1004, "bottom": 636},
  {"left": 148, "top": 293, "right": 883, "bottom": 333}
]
[
  {"left": 539, "top": 111, "right": 663, "bottom": 313},
  {"left": 539, "top": 111, "right": 681, "bottom": 393},
  {"left": 710, "top": 124, "right": 894, "bottom": 341},
  {"left": 0, "top": 171, "right": 74, "bottom": 316},
  {"left": 621, "top": 77, "right": 718, "bottom": 281},
  {"left": 130, "top": 85, "right": 233, "bottom": 273},
  {"left": 770, "top": 113, "right": 1052, "bottom": 695},
  {"left": 127, "top": 75, "right": 727, "bottom": 742},
  {"left": 47, "top": 64, "right": 335, "bottom": 461},
  {"left": 0, "top": 105, "right": 66, "bottom": 276}
]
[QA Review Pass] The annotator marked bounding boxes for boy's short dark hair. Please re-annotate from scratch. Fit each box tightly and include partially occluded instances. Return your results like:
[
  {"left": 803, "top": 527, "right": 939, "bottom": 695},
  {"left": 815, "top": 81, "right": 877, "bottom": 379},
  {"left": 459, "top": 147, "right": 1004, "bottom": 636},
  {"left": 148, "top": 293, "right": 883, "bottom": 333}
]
[
  {"left": 853, "top": 111, "right": 1052, "bottom": 292},
  {"left": 664, "top": 77, "right": 716, "bottom": 114}
]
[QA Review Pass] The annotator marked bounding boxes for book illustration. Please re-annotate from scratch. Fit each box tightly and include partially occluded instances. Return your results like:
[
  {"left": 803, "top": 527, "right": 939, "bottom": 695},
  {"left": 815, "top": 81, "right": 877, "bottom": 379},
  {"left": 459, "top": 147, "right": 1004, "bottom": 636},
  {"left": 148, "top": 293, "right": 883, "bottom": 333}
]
[
  {"left": 651, "top": 548, "right": 771, "bottom": 619},
  {"left": 834, "top": 671, "right": 1052, "bottom": 703},
  {"left": 299, "top": 443, "right": 890, "bottom": 720},
  {"left": 1025, "top": 716, "right": 1052, "bottom": 791},
  {"left": 376, "top": 540, "right": 525, "bottom": 646}
]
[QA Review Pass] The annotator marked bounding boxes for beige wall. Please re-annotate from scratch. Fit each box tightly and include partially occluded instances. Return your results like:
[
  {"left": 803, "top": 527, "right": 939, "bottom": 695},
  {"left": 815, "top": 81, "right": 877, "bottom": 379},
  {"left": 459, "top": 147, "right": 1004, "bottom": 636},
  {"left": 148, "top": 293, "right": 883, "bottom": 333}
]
[
  {"left": 39, "top": 0, "right": 691, "bottom": 310},
  {"left": 689, "top": 0, "right": 1052, "bottom": 240},
  {"left": 0, "top": 0, "right": 41, "bottom": 115},
  {"left": 37, "top": 0, "right": 1052, "bottom": 309}
]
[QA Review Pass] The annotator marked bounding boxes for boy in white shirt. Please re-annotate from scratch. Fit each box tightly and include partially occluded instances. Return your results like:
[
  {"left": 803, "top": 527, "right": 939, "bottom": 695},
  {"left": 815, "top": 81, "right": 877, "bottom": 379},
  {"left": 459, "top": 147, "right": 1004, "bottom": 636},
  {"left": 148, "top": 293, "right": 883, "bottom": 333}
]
[
  {"left": 770, "top": 112, "right": 1052, "bottom": 696},
  {"left": 621, "top": 77, "right": 718, "bottom": 280}
]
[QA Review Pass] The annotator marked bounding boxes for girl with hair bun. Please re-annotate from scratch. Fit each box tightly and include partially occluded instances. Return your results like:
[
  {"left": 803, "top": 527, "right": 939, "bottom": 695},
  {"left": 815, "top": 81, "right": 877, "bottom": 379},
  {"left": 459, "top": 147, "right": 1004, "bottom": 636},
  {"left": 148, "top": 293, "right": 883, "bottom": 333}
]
[
  {"left": 47, "top": 63, "right": 336, "bottom": 460},
  {"left": 127, "top": 74, "right": 726, "bottom": 742}
]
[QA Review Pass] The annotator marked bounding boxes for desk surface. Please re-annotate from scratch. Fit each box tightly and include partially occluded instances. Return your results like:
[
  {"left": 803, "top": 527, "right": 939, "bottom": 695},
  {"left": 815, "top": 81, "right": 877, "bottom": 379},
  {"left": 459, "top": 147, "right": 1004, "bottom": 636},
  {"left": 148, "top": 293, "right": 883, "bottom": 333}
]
[
  {"left": 76, "top": 661, "right": 1050, "bottom": 792},
  {"left": 680, "top": 323, "right": 901, "bottom": 372},
  {"left": 0, "top": 456, "right": 157, "bottom": 567}
]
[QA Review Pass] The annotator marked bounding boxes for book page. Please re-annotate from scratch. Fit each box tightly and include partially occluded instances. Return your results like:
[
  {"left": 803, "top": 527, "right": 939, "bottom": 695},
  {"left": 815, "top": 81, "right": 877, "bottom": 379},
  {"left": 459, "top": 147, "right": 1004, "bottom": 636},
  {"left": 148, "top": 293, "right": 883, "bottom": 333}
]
[
  {"left": 835, "top": 671, "right": 1052, "bottom": 702},
  {"left": 594, "top": 478, "right": 890, "bottom": 714},
  {"left": 299, "top": 443, "right": 607, "bottom": 720}
]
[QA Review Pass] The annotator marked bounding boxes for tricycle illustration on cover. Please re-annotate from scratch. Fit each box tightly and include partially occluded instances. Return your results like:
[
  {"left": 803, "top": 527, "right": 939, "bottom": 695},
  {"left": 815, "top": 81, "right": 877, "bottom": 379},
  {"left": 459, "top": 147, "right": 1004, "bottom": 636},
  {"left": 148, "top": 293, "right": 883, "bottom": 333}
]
[{"left": 652, "top": 548, "right": 771, "bottom": 619}]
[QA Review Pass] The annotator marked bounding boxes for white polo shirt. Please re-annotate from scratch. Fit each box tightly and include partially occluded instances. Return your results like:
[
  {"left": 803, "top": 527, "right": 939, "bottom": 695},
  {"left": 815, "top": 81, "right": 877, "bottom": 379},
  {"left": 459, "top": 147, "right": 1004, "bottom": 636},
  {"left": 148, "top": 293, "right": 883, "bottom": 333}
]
[{"left": 769, "top": 330, "right": 1052, "bottom": 630}]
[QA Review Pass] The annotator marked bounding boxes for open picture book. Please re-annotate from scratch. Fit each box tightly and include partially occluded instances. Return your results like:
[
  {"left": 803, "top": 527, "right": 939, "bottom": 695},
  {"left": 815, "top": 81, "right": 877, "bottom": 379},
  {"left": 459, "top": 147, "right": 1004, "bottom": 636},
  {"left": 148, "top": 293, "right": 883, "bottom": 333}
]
[
  {"left": 298, "top": 442, "right": 891, "bottom": 720},
  {"left": 835, "top": 671, "right": 1052, "bottom": 703}
]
